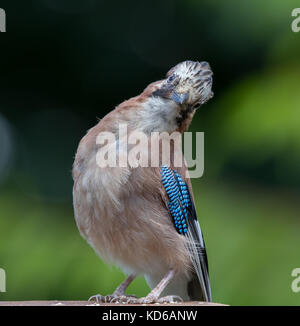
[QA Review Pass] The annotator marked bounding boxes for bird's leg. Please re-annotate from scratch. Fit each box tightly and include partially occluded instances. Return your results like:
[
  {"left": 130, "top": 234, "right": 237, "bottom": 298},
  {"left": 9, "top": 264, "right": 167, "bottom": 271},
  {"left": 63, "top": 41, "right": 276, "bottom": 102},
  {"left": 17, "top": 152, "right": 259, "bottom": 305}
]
[
  {"left": 141, "top": 269, "right": 183, "bottom": 303},
  {"left": 120, "top": 269, "right": 183, "bottom": 304},
  {"left": 88, "top": 273, "right": 137, "bottom": 303},
  {"left": 144, "top": 269, "right": 175, "bottom": 302},
  {"left": 112, "top": 273, "right": 136, "bottom": 297}
]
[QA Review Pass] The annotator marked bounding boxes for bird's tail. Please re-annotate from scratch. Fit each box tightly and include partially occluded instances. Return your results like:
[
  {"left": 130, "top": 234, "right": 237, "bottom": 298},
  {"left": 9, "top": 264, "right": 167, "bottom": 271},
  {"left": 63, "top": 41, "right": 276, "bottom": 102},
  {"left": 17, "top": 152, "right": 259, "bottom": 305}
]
[
  {"left": 185, "top": 222, "right": 212, "bottom": 301},
  {"left": 187, "top": 270, "right": 211, "bottom": 301}
]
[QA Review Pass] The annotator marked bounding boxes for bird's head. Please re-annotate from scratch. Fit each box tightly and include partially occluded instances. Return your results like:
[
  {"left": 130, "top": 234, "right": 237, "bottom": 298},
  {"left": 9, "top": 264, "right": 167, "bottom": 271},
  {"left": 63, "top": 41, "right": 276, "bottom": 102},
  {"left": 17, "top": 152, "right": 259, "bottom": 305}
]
[{"left": 152, "top": 60, "right": 213, "bottom": 109}]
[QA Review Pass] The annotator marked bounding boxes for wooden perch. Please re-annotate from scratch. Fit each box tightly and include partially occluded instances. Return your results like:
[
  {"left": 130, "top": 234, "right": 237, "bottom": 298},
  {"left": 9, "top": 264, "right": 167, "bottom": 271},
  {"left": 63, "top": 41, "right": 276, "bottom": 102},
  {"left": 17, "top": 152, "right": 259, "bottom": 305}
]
[{"left": 0, "top": 300, "right": 226, "bottom": 306}]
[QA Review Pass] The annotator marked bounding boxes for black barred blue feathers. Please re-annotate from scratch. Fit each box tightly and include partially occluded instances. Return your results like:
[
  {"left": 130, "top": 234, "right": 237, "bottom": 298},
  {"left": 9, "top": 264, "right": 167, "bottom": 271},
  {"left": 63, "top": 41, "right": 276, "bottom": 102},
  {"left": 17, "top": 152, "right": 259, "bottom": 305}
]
[
  {"left": 161, "top": 164, "right": 212, "bottom": 301},
  {"left": 161, "top": 165, "right": 192, "bottom": 235}
]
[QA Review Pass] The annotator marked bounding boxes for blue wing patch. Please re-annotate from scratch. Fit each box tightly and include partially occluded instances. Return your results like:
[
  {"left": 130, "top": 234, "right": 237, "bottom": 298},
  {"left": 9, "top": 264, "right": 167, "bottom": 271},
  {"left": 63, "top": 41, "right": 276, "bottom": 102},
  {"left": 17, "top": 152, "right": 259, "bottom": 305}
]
[
  {"left": 161, "top": 165, "right": 212, "bottom": 302},
  {"left": 161, "top": 165, "right": 192, "bottom": 235}
]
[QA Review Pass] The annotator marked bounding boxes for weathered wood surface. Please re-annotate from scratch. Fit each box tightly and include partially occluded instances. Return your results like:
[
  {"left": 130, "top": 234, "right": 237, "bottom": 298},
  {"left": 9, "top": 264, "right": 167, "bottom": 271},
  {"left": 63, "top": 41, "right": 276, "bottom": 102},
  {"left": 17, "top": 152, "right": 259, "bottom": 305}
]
[{"left": 0, "top": 300, "right": 226, "bottom": 306}]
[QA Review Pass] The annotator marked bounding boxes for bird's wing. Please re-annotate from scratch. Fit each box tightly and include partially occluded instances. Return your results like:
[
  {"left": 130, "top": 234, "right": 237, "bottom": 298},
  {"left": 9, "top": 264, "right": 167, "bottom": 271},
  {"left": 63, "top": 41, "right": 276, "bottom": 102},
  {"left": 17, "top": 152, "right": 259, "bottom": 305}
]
[{"left": 160, "top": 165, "right": 212, "bottom": 301}]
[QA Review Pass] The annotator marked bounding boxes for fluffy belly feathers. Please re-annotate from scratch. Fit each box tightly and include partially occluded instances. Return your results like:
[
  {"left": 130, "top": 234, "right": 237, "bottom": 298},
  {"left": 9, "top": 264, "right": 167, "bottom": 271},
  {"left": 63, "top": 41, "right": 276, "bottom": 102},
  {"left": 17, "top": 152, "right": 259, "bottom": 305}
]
[{"left": 73, "top": 161, "right": 191, "bottom": 277}]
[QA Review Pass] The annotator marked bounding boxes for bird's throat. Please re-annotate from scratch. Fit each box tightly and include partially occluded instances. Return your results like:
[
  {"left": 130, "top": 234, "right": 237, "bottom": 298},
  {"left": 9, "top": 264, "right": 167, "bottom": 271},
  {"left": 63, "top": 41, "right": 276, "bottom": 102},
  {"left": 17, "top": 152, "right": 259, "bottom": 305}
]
[{"left": 176, "top": 105, "right": 195, "bottom": 133}]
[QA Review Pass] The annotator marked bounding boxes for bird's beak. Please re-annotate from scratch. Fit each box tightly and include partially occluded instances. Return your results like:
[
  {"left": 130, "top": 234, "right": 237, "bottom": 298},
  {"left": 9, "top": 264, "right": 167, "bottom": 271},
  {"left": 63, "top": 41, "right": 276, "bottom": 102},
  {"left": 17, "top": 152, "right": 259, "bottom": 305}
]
[
  {"left": 170, "top": 91, "right": 189, "bottom": 105},
  {"left": 153, "top": 84, "right": 189, "bottom": 105}
]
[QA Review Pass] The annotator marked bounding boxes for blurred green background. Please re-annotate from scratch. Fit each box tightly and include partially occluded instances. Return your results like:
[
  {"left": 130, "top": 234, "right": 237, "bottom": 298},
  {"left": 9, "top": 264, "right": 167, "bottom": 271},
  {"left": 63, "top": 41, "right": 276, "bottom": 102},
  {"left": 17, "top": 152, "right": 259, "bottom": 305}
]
[{"left": 0, "top": 0, "right": 300, "bottom": 305}]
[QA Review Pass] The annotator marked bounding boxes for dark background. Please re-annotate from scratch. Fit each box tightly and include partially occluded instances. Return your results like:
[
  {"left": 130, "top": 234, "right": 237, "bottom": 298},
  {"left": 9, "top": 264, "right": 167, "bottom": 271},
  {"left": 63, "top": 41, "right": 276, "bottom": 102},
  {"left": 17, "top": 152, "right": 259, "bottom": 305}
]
[{"left": 0, "top": 0, "right": 300, "bottom": 305}]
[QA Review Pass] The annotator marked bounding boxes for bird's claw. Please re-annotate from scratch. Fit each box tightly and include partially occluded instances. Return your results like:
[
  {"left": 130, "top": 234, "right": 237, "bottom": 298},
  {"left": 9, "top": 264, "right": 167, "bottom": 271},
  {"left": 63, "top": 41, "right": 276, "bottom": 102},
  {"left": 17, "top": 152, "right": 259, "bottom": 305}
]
[
  {"left": 88, "top": 293, "right": 137, "bottom": 304},
  {"left": 157, "top": 295, "right": 183, "bottom": 303},
  {"left": 110, "top": 294, "right": 137, "bottom": 304},
  {"left": 88, "top": 294, "right": 112, "bottom": 303},
  {"left": 114, "top": 294, "right": 183, "bottom": 304}
]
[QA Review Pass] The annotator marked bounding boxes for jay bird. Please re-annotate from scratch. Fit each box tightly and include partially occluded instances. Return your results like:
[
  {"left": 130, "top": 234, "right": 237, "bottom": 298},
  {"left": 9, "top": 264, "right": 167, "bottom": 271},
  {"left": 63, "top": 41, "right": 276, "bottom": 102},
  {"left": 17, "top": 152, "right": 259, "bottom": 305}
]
[{"left": 72, "top": 60, "right": 214, "bottom": 303}]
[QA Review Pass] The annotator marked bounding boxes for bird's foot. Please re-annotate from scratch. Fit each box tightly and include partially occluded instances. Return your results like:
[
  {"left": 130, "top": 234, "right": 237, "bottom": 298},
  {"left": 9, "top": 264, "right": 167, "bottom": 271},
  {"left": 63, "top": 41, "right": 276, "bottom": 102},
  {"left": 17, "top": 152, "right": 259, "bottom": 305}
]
[
  {"left": 88, "top": 293, "right": 137, "bottom": 304},
  {"left": 114, "top": 294, "right": 183, "bottom": 304},
  {"left": 88, "top": 294, "right": 111, "bottom": 303},
  {"left": 156, "top": 295, "right": 183, "bottom": 304}
]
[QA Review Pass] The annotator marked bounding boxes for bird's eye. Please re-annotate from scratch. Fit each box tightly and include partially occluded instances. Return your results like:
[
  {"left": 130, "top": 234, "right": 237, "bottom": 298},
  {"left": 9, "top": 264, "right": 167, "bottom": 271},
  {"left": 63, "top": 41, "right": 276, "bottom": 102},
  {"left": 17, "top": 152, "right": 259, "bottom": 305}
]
[
  {"left": 168, "top": 74, "right": 176, "bottom": 82},
  {"left": 193, "top": 102, "right": 201, "bottom": 109}
]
